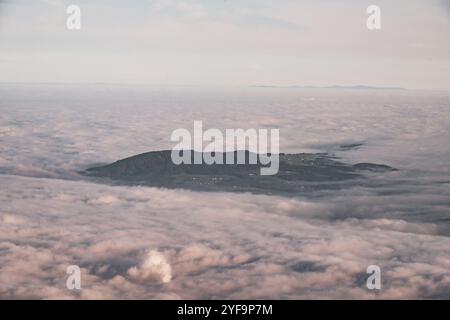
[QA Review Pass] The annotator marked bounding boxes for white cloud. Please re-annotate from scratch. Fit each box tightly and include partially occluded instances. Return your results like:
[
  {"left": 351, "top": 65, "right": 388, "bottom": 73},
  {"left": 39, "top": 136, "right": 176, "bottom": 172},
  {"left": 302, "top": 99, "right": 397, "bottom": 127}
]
[{"left": 128, "top": 250, "right": 172, "bottom": 283}]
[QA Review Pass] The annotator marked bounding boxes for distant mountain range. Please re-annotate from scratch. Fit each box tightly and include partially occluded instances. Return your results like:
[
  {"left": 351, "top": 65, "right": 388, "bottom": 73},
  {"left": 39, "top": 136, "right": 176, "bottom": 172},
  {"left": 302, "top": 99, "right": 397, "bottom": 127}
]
[
  {"left": 250, "top": 85, "right": 406, "bottom": 90},
  {"left": 81, "top": 150, "right": 396, "bottom": 197}
]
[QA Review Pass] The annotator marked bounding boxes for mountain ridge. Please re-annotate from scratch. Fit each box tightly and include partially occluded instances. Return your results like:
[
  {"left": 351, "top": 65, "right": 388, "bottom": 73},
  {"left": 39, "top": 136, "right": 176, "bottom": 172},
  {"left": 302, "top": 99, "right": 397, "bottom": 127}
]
[{"left": 81, "top": 150, "right": 396, "bottom": 197}]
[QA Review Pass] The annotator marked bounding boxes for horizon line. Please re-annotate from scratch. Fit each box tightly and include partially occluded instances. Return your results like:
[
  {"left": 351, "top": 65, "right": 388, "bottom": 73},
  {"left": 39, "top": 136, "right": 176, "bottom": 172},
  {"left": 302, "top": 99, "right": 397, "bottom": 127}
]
[{"left": 1, "top": 81, "right": 449, "bottom": 92}]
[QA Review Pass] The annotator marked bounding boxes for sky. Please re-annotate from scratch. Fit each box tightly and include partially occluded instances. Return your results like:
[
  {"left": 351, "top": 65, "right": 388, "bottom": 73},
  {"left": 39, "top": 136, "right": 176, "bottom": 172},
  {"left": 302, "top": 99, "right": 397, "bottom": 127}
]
[{"left": 0, "top": 0, "right": 449, "bottom": 89}]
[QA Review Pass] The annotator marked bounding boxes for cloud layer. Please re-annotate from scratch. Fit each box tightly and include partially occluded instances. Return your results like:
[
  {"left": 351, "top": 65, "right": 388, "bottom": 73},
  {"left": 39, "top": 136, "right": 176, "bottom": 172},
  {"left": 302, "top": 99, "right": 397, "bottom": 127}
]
[{"left": 0, "top": 84, "right": 449, "bottom": 299}]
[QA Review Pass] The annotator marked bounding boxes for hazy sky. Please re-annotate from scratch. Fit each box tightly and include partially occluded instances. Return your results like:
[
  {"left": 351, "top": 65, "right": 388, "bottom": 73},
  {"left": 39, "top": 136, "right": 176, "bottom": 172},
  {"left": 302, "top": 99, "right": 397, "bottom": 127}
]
[{"left": 0, "top": 0, "right": 449, "bottom": 89}]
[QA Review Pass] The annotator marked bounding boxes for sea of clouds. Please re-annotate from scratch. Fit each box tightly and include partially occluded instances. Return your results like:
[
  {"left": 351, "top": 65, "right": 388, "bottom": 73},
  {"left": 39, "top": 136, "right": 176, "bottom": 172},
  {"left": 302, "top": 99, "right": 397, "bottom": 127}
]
[{"left": 0, "top": 84, "right": 449, "bottom": 299}]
